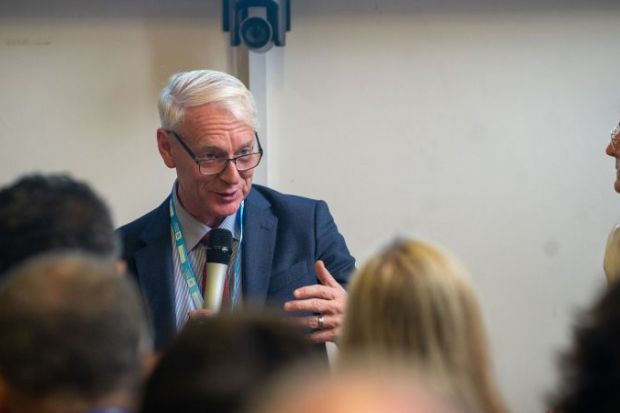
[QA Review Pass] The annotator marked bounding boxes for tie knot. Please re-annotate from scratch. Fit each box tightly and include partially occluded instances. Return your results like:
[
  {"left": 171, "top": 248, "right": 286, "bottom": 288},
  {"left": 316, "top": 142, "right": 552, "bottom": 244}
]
[{"left": 200, "top": 231, "right": 211, "bottom": 247}]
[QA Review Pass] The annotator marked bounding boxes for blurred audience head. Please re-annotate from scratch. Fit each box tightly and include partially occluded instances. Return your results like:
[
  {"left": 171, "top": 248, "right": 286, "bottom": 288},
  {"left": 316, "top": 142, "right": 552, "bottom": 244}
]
[
  {"left": 339, "top": 238, "right": 508, "bottom": 413},
  {"left": 246, "top": 360, "right": 468, "bottom": 413},
  {"left": 0, "top": 173, "right": 119, "bottom": 276},
  {"left": 551, "top": 279, "right": 620, "bottom": 413},
  {"left": 0, "top": 253, "right": 153, "bottom": 413},
  {"left": 140, "top": 312, "right": 317, "bottom": 413}
]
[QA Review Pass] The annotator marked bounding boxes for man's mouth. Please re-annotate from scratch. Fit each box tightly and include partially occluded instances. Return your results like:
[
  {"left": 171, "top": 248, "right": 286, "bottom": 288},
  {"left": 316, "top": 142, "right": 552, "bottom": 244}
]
[{"left": 216, "top": 191, "right": 238, "bottom": 201}]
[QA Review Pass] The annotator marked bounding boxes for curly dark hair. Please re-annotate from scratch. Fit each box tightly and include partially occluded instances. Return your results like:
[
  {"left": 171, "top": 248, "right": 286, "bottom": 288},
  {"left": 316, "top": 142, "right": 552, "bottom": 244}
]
[
  {"left": 551, "top": 280, "right": 620, "bottom": 413},
  {"left": 0, "top": 173, "right": 118, "bottom": 276}
]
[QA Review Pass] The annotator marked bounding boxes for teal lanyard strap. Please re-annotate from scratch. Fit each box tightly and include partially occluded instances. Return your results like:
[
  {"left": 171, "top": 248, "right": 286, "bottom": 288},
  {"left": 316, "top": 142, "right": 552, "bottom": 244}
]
[
  {"left": 169, "top": 196, "right": 244, "bottom": 311},
  {"left": 169, "top": 198, "right": 204, "bottom": 308}
]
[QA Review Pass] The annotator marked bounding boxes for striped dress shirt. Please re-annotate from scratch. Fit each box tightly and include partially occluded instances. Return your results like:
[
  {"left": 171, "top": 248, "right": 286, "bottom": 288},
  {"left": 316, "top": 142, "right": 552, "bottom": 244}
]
[{"left": 170, "top": 187, "right": 240, "bottom": 331}]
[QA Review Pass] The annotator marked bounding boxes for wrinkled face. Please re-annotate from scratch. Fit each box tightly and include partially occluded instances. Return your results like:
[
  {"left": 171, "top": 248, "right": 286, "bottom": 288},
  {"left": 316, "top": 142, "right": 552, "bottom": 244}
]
[
  {"left": 157, "top": 103, "right": 256, "bottom": 227},
  {"left": 606, "top": 126, "right": 620, "bottom": 193}
]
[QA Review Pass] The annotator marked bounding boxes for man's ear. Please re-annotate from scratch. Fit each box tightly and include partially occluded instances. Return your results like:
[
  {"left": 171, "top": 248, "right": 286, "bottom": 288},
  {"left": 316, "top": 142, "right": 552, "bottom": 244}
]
[{"left": 157, "top": 128, "right": 176, "bottom": 169}]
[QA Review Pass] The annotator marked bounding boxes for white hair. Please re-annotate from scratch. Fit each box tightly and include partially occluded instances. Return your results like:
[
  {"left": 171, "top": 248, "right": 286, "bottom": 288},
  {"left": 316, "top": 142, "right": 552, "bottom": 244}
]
[{"left": 158, "top": 70, "right": 258, "bottom": 131}]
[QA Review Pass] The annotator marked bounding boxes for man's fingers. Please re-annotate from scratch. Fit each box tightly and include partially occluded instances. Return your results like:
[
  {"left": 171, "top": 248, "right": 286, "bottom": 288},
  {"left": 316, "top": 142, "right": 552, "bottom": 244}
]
[
  {"left": 284, "top": 298, "right": 339, "bottom": 315},
  {"left": 286, "top": 316, "right": 310, "bottom": 329},
  {"left": 283, "top": 261, "right": 347, "bottom": 344},
  {"left": 315, "top": 260, "right": 341, "bottom": 288},
  {"left": 187, "top": 308, "right": 215, "bottom": 320},
  {"left": 287, "top": 314, "right": 338, "bottom": 334},
  {"left": 286, "top": 316, "right": 338, "bottom": 343},
  {"left": 294, "top": 284, "right": 336, "bottom": 300},
  {"left": 310, "top": 328, "right": 339, "bottom": 343}
]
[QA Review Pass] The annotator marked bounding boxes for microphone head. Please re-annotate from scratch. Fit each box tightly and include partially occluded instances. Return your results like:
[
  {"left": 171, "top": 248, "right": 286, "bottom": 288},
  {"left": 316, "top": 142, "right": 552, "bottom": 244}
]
[{"left": 206, "top": 228, "right": 233, "bottom": 264}]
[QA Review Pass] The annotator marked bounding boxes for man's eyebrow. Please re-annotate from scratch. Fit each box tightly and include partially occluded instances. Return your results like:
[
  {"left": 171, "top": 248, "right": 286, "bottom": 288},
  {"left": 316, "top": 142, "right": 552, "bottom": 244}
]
[
  {"left": 194, "top": 140, "right": 254, "bottom": 156},
  {"left": 236, "top": 142, "right": 254, "bottom": 149},
  {"left": 195, "top": 145, "right": 226, "bottom": 153}
]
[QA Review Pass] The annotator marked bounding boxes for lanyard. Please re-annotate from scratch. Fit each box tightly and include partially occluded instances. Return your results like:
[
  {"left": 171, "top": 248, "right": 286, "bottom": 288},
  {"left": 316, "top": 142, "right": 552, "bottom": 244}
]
[{"left": 169, "top": 197, "right": 244, "bottom": 310}]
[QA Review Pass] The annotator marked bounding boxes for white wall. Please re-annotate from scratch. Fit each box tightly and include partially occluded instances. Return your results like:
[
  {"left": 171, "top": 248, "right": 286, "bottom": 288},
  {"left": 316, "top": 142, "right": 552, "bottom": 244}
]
[
  {"left": 254, "top": 1, "right": 620, "bottom": 412},
  {"left": 0, "top": 0, "right": 258, "bottom": 226}
]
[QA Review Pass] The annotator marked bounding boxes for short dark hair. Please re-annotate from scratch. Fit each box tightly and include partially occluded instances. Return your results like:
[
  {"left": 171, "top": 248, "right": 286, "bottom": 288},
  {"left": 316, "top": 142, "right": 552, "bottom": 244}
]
[
  {"left": 0, "top": 253, "right": 152, "bottom": 399},
  {"left": 551, "top": 280, "right": 620, "bottom": 413},
  {"left": 140, "top": 313, "right": 317, "bottom": 413},
  {"left": 0, "top": 174, "right": 119, "bottom": 275}
]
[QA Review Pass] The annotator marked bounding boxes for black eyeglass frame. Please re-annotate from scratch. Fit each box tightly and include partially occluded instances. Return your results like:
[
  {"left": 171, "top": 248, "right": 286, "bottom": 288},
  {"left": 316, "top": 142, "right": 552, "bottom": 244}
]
[{"left": 167, "top": 130, "right": 263, "bottom": 176}]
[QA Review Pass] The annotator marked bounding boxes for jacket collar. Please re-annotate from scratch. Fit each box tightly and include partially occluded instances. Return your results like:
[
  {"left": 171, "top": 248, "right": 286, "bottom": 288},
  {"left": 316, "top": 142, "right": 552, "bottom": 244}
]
[{"left": 241, "top": 186, "right": 278, "bottom": 307}]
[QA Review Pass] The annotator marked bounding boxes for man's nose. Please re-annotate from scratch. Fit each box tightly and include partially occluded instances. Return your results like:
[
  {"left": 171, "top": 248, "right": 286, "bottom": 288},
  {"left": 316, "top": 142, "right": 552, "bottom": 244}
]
[
  {"left": 219, "top": 159, "right": 241, "bottom": 183},
  {"left": 606, "top": 142, "right": 616, "bottom": 157}
]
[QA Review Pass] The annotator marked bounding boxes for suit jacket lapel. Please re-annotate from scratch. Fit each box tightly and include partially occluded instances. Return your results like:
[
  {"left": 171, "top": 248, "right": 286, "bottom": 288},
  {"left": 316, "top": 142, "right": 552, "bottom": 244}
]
[
  {"left": 242, "top": 188, "right": 277, "bottom": 307},
  {"left": 135, "top": 199, "right": 176, "bottom": 348}
]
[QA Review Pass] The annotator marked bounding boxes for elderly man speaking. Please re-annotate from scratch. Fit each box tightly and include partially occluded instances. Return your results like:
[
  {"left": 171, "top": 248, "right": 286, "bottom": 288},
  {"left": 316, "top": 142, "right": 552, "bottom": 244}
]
[{"left": 119, "top": 70, "right": 355, "bottom": 350}]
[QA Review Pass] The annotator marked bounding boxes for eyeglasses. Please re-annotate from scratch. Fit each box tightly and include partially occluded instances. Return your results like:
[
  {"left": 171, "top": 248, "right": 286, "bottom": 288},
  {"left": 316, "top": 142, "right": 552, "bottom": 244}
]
[
  {"left": 167, "top": 130, "right": 263, "bottom": 176},
  {"left": 611, "top": 122, "right": 620, "bottom": 151}
]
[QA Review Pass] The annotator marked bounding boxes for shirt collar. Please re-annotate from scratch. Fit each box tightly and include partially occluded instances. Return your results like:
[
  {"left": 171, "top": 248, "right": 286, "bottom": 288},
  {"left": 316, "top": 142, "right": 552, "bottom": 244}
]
[{"left": 172, "top": 182, "right": 240, "bottom": 250}]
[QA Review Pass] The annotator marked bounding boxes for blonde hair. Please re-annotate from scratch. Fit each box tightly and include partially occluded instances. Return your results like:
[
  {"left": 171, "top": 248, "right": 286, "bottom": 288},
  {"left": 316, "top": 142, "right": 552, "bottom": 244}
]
[
  {"left": 158, "top": 69, "right": 258, "bottom": 131},
  {"left": 604, "top": 224, "right": 620, "bottom": 284},
  {"left": 340, "top": 239, "right": 508, "bottom": 413},
  {"left": 248, "top": 360, "right": 468, "bottom": 413}
]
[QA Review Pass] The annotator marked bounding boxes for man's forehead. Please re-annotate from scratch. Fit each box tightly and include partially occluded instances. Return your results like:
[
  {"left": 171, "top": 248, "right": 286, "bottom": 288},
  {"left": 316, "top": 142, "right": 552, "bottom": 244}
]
[
  {"left": 177, "top": 121, "right": 252, "bottom": 144},
  {"left": 181, "top": 110, "right": 252, "bottom": 136},
  {"left": 183, "top": 102, "right": 254, "bottom": 130},
  {"left": 189, "top": 130, "right": 255, "bottom": 148}
]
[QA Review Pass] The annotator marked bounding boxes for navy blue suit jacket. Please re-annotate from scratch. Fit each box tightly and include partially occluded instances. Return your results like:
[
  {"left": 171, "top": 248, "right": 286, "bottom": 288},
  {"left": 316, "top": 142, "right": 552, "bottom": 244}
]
[{"left": 118, "top": 185, "right": 356, "bottom": 349}]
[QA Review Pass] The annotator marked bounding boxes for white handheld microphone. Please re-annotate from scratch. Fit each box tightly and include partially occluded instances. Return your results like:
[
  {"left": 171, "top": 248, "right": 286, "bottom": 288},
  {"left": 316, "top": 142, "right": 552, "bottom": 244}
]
[{"left": 203, "top": 228, "right": 233, "bottom": 312}]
